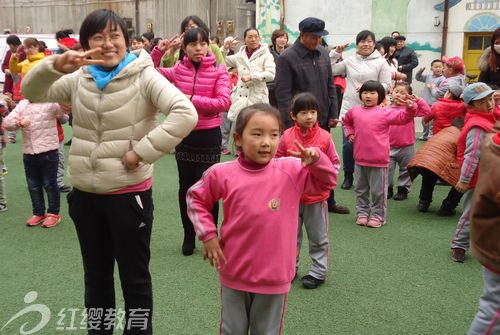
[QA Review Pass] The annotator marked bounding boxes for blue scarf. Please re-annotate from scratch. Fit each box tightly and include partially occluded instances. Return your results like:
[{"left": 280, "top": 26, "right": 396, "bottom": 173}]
[{"left": 87, "top": 53, "right": 137, "bottom": 90}]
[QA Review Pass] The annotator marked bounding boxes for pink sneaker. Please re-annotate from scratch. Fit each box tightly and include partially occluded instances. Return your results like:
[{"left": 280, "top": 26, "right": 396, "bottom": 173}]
[
  {"left": 42, "top": 214, "right": 61, "bottom": 228},
  {"left": 26, "top": 215, "right": 46, "bottom": 227},
  {"left": 367, "top": 217, "right": 383, "bottom": 228},
  {"left": 221, "top": 148, "right": 231, "bottom": 155},
  {"left": 356, "top": 215, "right": 368, "bottom": 226}
]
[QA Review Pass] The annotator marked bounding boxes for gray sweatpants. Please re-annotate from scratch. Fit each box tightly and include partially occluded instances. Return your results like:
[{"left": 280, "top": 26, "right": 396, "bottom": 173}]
[
  {"left": 57, "top": 143, "right": 65, "bottom": 188},
  {"left": 0, "top": 147, "right": 6, "bottom": 205},
  {"left": 388, "top": 145, "right": 414, "bottom": 191},
  {"left": 220, "top": 285, "right": 287, "bottom": 335},
  {"left": 297, "top": 201, "right": 329, "bottom": 280},
  {"left": 451, "top": 189, "right": 474, "bottom": 250},
  {"left": 354, "top": 164, "right": 387, "bottom": 223},
  {"left": 221, "top": 112, "right": 232, "bottom": 151},
  {"left": 468, "top": 268, "right": 500, "bottom": 335}
]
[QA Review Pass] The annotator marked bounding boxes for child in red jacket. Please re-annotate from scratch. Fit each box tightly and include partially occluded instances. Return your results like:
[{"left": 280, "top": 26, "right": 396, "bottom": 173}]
[
  {"left": 424, "top": 84, "right": 466, "bottom": 136},
  {"left": 276, "top": 93, "right": 340, "bottom": 289},
  {"left": 450, "top": 82, "right": 500, "bottom": 262}
]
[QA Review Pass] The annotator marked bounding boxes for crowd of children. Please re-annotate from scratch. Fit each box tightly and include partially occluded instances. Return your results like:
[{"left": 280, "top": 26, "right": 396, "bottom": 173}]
[{"left": 0, "top": 10, "right": 499, "bottom": 335}]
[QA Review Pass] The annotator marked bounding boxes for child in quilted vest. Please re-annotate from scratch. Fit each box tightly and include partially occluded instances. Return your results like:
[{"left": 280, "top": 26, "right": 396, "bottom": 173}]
[
  {"left": 151, "top": 27, "right": 232, "bottom": 256},
  {"left": 3, "top": 46, "right": 65, "bottom": 228},
  {"left": 450, "top": 82, "right": 500, "bottom": 263},
  {"left": 276, "top": 93, "right": 340, "bottom": 289}
]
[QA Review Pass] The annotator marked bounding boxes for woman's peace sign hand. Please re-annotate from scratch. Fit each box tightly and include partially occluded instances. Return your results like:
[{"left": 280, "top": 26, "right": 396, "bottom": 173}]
[
  {"left": 287, "top": 140, "right": 319, "bottom": 167},
  {"left": 54, "top": 48, "right": 105, "bottom": 73}
]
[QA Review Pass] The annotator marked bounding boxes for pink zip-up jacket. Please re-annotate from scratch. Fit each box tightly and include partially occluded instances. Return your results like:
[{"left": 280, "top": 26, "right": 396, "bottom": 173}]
[
  {"left": 2, "top": 99, "right": 61, "bottom": 154},
  {"left": 389, "top": 98, "right": 431, "bottom": 148},
  {"left": 186, "top": 150, "right": 337, "bottom": 294},
  {"left": 343, "top": 104, "right": 417, "bottom": 167},
  {"left": 152, "top": 48, "right": 232, "bottom": 131},
  {"left": 276, "top": 123, "right": 340, "bottom": 204}
]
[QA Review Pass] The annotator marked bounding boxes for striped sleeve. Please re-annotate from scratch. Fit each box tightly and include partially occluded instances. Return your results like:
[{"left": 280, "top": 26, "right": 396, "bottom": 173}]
[{"left": 460, "top": 127, "right": 485, "bottom": 183}]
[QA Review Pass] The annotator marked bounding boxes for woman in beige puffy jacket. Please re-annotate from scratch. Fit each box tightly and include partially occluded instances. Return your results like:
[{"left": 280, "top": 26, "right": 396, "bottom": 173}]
[{"left": 21, "top": 9, "right": 197, "bottom": 335}]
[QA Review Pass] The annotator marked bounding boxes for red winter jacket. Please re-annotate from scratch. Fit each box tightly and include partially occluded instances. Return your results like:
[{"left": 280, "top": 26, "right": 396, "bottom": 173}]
[
  {"left": 424, "top": 98, "right": 466, "bottom": 135},
  {"left": 457, "top": 107, "right": 500, "bottom": 188},
  {"left": 153, "top": 50, "right": 232, "bottom": 131}
]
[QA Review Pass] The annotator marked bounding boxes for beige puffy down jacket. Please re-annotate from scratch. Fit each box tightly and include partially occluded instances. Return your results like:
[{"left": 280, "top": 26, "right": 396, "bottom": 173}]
[{"left": 21, "top": 50, "right": 198, "bottom": 193}]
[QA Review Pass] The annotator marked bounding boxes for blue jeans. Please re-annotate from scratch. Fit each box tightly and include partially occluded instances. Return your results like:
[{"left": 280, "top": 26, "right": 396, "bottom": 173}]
[
  {"left": 342, "top": 127, "right": 354, "bottom": 173},
  {"left": 23, "top": 150, "right": 60, "bottom": 215}
]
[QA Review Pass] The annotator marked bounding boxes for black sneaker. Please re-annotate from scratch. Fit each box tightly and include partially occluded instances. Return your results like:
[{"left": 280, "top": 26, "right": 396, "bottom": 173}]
[
  {"left": 0, "top": 203, "right": 7, "bottom": 212},
  {"left": 301, "top": 275, "right": 325, "bottom": 289},
  {"left": 328, "top": 203, "right": 350, "bottom": 214},
  {"left": 451, "top": 248, "right": 466, "bottom": 263},
  {"left": 341, "top": 173, "right": 353, "bottom": 190},
  {"left": 387, "top": 187, "right": 393, "bottom": 199},
  {"left": 417, "top": 200, "right": 430, "bottom": 212},
  {"left": 393, "top": 187, "right": 408, "bottom": 201},
  {"left": 437, "top": 206, "right": 456, "bottom": 216}
]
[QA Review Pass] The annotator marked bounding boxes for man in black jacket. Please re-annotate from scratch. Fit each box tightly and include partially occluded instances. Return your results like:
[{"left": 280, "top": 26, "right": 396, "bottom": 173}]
[
  {"left": 275, "top": 17, "right": 349, "bottom": 216},
  {"left": 394, "top": 35, "right": 418, "bottom": 84}
]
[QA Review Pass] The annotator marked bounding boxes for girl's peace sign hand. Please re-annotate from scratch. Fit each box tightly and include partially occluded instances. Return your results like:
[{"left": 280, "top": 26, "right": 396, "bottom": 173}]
[
  {"left": 54, "top": 48, "right": 105, "bottom": 73},
  {"left": 288, "top": 140, "right": 319, "bottom": 167}
]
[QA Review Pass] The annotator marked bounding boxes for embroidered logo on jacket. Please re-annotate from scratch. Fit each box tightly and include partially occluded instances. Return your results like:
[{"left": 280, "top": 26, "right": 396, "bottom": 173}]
[{"left": 268, "top": 198, "right": 280, "bottom": 211}]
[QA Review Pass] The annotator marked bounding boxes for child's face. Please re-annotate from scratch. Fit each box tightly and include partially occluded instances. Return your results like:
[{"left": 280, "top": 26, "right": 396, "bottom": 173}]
[
  {"left": 391, "top": 86, "right": 409, "bottom": 105},
  {"left": 431, "top": 62, "right": 443, "bottom": 76},
  {"left": 23, "top": 43, "right": 38, "bottom": 56},
  {"left": 361, "top": 91, "right": 379, "bottom": 107},
  {"left": 234, "top": 112, "right": 280, "bottom": 165},
  {"left": 291, "top": 109, "right": 318, "bottom": 130},
  {"left": 443, "top": 63, "right": 456, "bottom": 78},
  {"left": 470, "top": 94, "right": 495, "bottom": 113},
  {"left": 131, "top": 39, "right": 144, "bottom": 51},
  {"left": 8, "top": 44, "right": 18, "bottom": 53}
]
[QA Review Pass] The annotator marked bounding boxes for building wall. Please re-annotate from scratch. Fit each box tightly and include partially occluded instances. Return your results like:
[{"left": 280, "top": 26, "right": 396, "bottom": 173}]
[{"left": 0, "top": 0, "right": 254, "bottom": 41}]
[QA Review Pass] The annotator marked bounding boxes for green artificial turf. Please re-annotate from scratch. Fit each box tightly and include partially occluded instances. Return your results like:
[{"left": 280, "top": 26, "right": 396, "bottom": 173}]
[{"left": 0, "top": 125, "right": 483, "bottom": 334}]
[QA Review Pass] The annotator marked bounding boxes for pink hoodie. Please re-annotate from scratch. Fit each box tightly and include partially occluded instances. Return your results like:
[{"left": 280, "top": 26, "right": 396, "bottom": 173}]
[
  {"left": 343, "top": 104, "right": 417, "bottom": 167},
  {"left": 389, "top": 98, "right": 431, "bottom": 148},
  {"left": 276, "top": 123, "right": 340, "bottom": 204},
  {"left": 152, "top": 49, "right": 232, "bottom": 131},
  {"left": 3, "top": 100, "right": 61, "bottom": 154},
  {"left": 186, "top": 151, "right": 337, "bottom": 294}
]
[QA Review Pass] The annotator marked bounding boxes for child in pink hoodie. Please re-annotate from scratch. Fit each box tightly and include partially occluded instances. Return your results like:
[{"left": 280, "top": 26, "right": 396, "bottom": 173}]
[
  {"left": 187, "top": 104, "right": 337, "bottom": 334},
  {"left": 276, "top": 92, "right": 340, "bottom": 290},
  {"left": 388, "top": 82, "right": 431, "bottom": 200},
  {"left": 343, "top": 80, "right": 418, "bottom": 228}
]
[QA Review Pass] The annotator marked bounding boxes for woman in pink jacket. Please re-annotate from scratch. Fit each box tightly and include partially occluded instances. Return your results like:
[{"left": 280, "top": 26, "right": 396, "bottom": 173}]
[{"left": 152, "top": 27, "right": 232, "bottom": 255}]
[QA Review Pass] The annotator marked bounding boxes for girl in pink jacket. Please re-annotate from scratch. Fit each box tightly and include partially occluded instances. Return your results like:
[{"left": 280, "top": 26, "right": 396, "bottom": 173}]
[
  {"left": 343, "top": 80, "right": 417, "bottom": 228},
  {"left": 187, "top": 104, "right": 337, "bottom": 335},
  {"left": 387, "top": 82, "right": 431, "bottom": 201},
  {"left": 152, "top": 27, "right": 232, "bottom": 256},
  {"left": 2, "top": 99, "right": 64, "bottom": 228}
]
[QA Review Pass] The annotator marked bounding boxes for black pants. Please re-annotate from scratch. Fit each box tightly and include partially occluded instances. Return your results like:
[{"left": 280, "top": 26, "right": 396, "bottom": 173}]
[
  {"left": 176, "top": 128, "right": 221, "bottom": 241},
  {"left": 68, "top": 188, "right": 154, "bottom": 335},
  {"left": 418, "top": 169, "right": 463, "bottom": 208}
]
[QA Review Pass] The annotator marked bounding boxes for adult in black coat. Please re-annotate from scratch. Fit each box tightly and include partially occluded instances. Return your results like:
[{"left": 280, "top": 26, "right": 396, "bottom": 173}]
[{"left": 394, "top": 35, "right": 418, "bottom": 84}]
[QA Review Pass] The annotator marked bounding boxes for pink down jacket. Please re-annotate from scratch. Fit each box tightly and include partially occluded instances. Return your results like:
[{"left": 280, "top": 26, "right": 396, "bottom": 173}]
[
  {"left": 153, "top": 50, "right": 232, "bottom": 130},
  {"left": 3, "top": 99, "right": 61, "bottom": 154}
]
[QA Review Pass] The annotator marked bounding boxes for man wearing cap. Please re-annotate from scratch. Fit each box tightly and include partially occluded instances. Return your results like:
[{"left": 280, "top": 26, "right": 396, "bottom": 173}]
[
  {"left": 275, "top": 17, "right": 349, "bottom": 216},
  {"left": 275, "top": 17, "right": 338, "bottom": 130},
  {"left": 450, "top": 82, "right": 500, "bottom": 263},
  {"left": 394, "top": 35, "right": 418, "bottom": 83}
]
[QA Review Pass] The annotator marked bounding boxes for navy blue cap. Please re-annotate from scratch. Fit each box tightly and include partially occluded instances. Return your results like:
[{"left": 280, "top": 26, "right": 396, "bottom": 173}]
[{"left": 298, "top": 17, "right": 329, "bottom": 36}]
